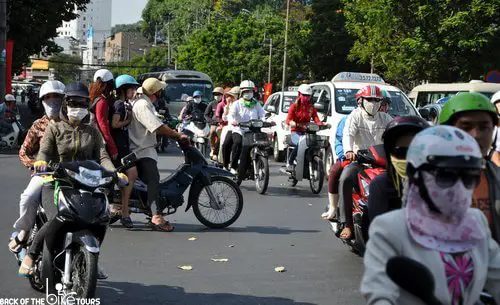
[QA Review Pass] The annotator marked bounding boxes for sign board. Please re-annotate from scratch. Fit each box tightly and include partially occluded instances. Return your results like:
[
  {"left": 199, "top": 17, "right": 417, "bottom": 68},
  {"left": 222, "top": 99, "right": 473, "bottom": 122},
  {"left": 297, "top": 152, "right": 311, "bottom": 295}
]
[
  {"left": 332, "top": 72, "right": 385, "bottom": 84},
  {"left": 287, "top": 86, "right": 299, "bottom": 92}
]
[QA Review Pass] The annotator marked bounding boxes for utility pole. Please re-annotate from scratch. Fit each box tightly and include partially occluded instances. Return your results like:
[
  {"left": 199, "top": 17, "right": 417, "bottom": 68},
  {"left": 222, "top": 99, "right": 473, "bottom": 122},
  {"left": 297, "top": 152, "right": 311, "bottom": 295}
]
[
  {"left": 0, "top": 0, "right": 7, "bottom": 98},
  {"left": 167, "top": 21, "right": 171, "bottom": 65},
  {"left": 281, "top": 0, "right": 290, "bottom": 93},
  {"left": 268, "top": 38, "right": 272, "bottom": 84},
  {"left": 153, "top": 23, "right": 158, "bottom": 46}
]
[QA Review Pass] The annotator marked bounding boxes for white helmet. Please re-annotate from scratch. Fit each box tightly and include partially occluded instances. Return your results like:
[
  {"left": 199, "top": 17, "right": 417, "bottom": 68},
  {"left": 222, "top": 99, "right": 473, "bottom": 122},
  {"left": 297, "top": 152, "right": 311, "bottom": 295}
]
[
  {"left": 5, "top": 94, "right": 16, "bottom": 102},
  {"left": 298, "top": 84, "right": 312, "bottom": 95},
  {"left": 491, "top": 91, "right": 500, "bottom": 105},
  {"left": 239, "top": 80, "right": 255, "bottom": 92},
  {"left": 39, "top": 80, "right": 65, "bottom": 99},
  {"left": 407, "top": 125, "right": 483, "bottom": 173},
  {"left": 93, "top": 69, "right": 114, "bottom": 82}
]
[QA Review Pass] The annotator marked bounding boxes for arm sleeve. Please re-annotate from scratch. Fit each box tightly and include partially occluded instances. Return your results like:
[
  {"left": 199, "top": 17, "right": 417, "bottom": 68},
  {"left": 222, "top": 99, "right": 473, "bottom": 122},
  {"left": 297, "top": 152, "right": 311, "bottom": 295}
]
[
  {"left": 92, "top": 127, "right": 115, "bottom": 171},
  {"left": 95, "top": 99, "right": 118, "bottom": 156},
  {"left": 343, "top": 113, "right": 355, "bottom": 153},
  {"left": 360, "top": 215, "right": 400, "bottom": 305},
  {"left": 334, "top": 117, "right": 346, "bottom": 160},
  {"left": 286, "top": 103, "right": 296, "bottom": 125},
  {"left": 37, "top": 123, "right": 57, "bottom": 163},
  {"left": 215, "top": 103, "right": 224, "bottom": 122},
  {"left": 19, "top": 123, "right": 40, "bottom": 168},
  {"left": 134, "top": 102, "right": 163, "bottom": 133}
]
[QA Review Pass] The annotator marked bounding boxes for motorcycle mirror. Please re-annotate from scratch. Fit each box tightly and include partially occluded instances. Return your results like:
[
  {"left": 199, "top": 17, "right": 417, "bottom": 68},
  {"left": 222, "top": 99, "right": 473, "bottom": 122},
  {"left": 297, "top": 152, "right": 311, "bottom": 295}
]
[
  {"left": 121, "top": 152, "right": 137, "bottom": 166},
  {"left": 386, "top": 256, "right": 442, "bottom": 305},
  {"left": 314, "top": 102, "right": 325, "bottom": 111},
  {"left": 418, "top": 108, "right": 430, "bottom": 120}
]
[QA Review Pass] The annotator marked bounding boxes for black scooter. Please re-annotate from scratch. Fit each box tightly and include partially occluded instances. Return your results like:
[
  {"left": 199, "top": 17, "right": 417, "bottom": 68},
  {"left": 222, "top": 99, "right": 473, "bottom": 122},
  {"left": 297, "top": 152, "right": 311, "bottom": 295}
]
[{"left": 110, "top": 144, "right": 244, "bottom": 229}]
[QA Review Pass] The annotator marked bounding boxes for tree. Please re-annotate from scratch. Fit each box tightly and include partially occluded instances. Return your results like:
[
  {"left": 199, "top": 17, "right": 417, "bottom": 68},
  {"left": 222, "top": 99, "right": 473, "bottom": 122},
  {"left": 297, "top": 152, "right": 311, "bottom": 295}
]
[
  {"left": 49, "top": 54, "right": 82, "bottom": 84},
  {"left": 111, "top": 21, "right": 143, "bottom": 35},
  {"left": 7, "top": 0, "right": 90, "bottom": 72},
  {"left": 342, "top": 0, "right": 500, "bottom": 88}
]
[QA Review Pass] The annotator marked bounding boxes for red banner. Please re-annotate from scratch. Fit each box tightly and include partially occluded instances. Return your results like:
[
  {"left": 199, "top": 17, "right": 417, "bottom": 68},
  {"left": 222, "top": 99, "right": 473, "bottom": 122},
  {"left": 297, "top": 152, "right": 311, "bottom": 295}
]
[
  {"left": 263, "top": 83, "right": 273, "bottom": 103},
  {"left": 5, "top": 40, "right": 14, "bottom": 95}
]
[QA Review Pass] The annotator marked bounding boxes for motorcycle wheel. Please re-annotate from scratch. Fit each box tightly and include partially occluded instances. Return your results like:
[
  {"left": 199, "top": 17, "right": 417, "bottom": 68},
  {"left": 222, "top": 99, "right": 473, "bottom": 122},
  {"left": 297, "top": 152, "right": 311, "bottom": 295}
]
[
  {"left": 273, "top": 137, "right": 285, "bottom": 162},
  {"left": 309, "top": 156, "right": 324, "bottom": 194},
  {"left": 69, "top": 247, "right": 98, "bottom": 298},
  {"left": 191, "top": 176, "right": 244, "bottom": 229},
  {"left": 255, "top": 156, "right": 269, "bottom": 194}
]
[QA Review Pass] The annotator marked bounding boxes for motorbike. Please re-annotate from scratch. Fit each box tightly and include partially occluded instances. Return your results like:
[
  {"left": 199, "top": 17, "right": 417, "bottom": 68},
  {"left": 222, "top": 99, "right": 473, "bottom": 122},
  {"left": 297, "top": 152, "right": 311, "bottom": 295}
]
[
  {"left": 281, "top": 123, "right": 329, "bottom": 194},
  {"left": 329, "top": 144, "right": 386, "bottom": 255},
  {"left": 0, "top": 113, "right": 26, "bottom": 150},
  {"left": 16, "top": 160, "right": 125, "bottom": 297},
  {"left": 156, "top": 109, "right": 180, "bottom": 152},
  {"left": 110, "top": 143, "right": 244, "bottom": 229},
  {"left": 183, "top": 112, "right": 210, "bottom": 158},
  {"left": 387, "top": 256, "right": 497, "bottom": 305},
  {"left": 236, "top": 120, "right": 274, "bottom": 194}
]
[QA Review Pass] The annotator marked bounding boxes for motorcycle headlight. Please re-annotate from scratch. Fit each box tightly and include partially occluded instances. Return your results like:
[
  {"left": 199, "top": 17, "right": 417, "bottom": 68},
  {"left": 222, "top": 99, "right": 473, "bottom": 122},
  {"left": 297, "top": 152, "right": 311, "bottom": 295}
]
[{"left": 252, "top": 121, "right": 264, "bottom": 128}]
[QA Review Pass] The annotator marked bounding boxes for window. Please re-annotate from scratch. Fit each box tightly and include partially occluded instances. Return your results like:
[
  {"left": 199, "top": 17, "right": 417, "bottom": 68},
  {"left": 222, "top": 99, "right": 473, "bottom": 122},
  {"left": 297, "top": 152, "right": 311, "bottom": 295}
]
[
  {"left": 312, "top": 86, "right": 331, "bottom": 115},
  {"left": 83, "top": 24, "right": 86, "bottom": 29},
  {"left": 281, "top": 95, "right": 296, "bottom": 113}
]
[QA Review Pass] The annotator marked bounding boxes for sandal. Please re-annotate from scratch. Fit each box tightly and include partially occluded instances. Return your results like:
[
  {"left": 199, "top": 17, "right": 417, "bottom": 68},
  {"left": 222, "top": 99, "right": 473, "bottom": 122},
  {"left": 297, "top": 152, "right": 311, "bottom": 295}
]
[
  {"left": 8, "top": 231, "right": 28, "bottom": 254},
  {"left": 120, "top": 216, "right": 134, "bottom": 229},
  {"left": 340, "top": 226, "right": 353, "bottom": 240},
  {"left": 321, "top": 210, "right": 337, "bottom": 221},
  {"left": 149, "top": 218, "right": 175, "bottom": 232},
  {"left": 18, "top": 255, "right": 34, "bottom": 278}
]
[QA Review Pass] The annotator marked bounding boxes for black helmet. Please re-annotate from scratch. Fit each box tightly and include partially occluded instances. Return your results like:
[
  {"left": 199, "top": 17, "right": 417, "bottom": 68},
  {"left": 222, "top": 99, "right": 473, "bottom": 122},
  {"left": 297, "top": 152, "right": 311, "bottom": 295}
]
[
  {"left": 65, "top": 82, "right": 90, "bottom": 99},
  {"left": 383, "top": 116, "right": 430, "bottom": 151}
]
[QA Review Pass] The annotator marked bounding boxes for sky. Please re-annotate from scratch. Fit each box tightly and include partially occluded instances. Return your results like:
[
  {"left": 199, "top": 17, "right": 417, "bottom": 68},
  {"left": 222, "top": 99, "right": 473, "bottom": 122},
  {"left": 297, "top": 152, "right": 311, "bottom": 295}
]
[{"left": 111, "top": 0, "right": 149, "bottom": 26}]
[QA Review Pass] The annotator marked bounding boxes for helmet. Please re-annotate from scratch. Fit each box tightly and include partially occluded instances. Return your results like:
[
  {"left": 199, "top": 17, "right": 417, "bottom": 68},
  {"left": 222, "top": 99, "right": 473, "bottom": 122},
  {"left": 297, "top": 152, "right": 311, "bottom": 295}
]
[
  {"left": 491, "top": 91, "right": 500, "bottom": 105},
  {"left": 65, "top": 82, "right": 89, "bottom": 99},
  {"left": 115, "top": 74, "right": 139, "bottom": 89},
  {"left": 438, "top": 92, "right": 498, "bottom": 125},
  {"left": 93, "top": 69, "right": 114, "bottom": 82},
  {"left": 355, "top": 85, "right": 383, "bottom": 101},
  {"left": 383, "top": 116, "right": 430, "bottom": 145},
  {"left": 239, "top": 80, "right": 255, "bottom": 92},
  {"left": 298, "top": 84, "right": 312, "bottom": 95},
  {"left": 407, "top": 125, "right": 483, "bottom": 173},
  {"left": 213, "top": 87, "right": 224, "bottom": 95},
  {"left": 226, "top": 86, "right": 240, "bottom": 98},
  {"left": 5, "top": 94, "right": 16, "bottom": 102},
  {"left": 138, "top": 78, "right": 166, "bottom": 95},
  {"left": 39, "top": 80, "right": 65, "bottom": 99},
  {"left": 193, "top": 91, "right": 203, "bottom": 97}
]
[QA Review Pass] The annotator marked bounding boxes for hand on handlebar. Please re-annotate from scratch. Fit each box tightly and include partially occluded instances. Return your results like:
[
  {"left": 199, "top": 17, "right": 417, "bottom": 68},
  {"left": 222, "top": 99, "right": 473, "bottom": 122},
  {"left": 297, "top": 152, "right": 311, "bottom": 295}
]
[
  {"left": 345, "top": 151, "right": 356, "bottom": 161},
  {"left": 33, "top": 160, "right": 48, "bottom": 172},
  {"left": 177, "top": 134, "right": 191, "bottom": 148}
]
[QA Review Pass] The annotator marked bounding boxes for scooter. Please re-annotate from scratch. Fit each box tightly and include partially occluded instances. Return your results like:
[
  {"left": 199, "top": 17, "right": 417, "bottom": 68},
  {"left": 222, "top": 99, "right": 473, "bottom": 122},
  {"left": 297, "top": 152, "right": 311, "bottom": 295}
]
[
  {"left": 183, "top": 112, "right": 210, "bottom": 158},
  {"left": 109, "top": 143, "right": 244, "bottom": 229},
  {"left": 0, "top": 113, "right": 26, "bottom": 150},
  {"left": 329, "top": 144, "right": 386, "bottom": 255},
  {"left": 156, "top": 110, "right": 179, "bottom": 152},
  {"left": 281, "top": 123, "right": 329, "bottom": 194},
  {"left": 237, "top": 120, "right": 274, "bottom": 194}
]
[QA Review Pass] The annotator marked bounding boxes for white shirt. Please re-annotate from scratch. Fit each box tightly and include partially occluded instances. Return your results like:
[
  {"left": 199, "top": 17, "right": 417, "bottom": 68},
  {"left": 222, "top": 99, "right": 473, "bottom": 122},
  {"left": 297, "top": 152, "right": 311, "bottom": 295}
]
[
  {"left": 342, "top": 107, "right": 392, "bottom": 153},
  {"left": 228, "top": 99, "right": 266, "bottom": 135},
  {"left": 129, "top": 96, "right": 163, "bottom": 161}
]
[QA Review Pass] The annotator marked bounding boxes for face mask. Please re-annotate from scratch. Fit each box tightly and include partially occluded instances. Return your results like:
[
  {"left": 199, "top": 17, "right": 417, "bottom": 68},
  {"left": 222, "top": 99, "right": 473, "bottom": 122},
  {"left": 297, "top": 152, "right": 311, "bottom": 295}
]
[
  {"left": 363, "top": 100, "right": 381, "bottom": 116},
  {"left": 242, "top": 92, "right": 253, "bottom": 101},
  {"left": 214, "top": 95, "right": 222, "bottom": 102},
  {"left": 67, "top": 107, "right": 88, "bottom": 122},
  {"left": 42, "top": 98, "right": 62, "bottom": 118},
  {"left": 390, "top": 155, "right": 407, "bottom": 178},
  {"left": 422, "top": 171, "right": 473, "bottom": 224},
  {"left": 194, "top": 97, "right": 202, "bottom": 104}
]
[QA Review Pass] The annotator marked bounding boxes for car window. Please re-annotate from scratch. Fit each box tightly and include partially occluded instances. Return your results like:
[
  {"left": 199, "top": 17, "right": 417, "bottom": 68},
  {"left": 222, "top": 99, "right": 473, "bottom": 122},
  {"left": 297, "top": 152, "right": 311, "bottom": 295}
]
[
  {"left": 163, "top": 81, "right": 214, "bottom": 104},
  {"left": 282, "top": 95, "right": 296, "bottom": 113}
]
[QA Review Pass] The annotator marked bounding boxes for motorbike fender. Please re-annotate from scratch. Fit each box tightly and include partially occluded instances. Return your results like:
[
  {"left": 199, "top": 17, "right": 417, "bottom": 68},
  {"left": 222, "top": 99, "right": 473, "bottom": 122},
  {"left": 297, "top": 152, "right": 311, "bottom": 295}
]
[
  {"left": 185, "top": 166, "right": 235, "bottom": 212},
  {"left": 66, "top": 231, "right": 100, "bottom": 253}
]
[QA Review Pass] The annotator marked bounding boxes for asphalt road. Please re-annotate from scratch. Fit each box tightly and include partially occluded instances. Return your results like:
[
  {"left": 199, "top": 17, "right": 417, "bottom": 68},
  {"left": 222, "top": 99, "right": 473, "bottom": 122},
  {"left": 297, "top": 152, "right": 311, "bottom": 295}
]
[{"left": 0, "top": 107, "right": 365, "bottom": 305}]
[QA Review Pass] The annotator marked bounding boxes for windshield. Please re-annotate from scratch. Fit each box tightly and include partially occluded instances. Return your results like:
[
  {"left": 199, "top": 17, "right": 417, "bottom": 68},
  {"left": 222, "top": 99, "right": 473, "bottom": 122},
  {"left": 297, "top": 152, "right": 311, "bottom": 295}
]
[
  {"left": 162, "top": 81, "right": 213, "bottom": 103},
  {"left": 282, "top": 95, "right": 297, "bottom": 113},
  {"left": 334, "top": 88, "right": 418, "bottom": 117}
]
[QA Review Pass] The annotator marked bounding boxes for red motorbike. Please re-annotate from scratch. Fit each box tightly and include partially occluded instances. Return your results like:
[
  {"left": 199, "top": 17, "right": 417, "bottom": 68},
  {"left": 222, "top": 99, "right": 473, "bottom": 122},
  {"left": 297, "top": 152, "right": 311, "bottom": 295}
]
[{"left": 330, "top": 144, "right": 386, "bottom": 255}]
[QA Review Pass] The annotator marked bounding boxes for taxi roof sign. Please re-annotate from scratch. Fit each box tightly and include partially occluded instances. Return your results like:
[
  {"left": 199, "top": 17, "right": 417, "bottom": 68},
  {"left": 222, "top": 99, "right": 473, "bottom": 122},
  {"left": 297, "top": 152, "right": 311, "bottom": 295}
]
[
  {"left": 287, "top": 86, "right": 299, "bottom": 92},
  {"left": 332, "top": 72, "right": 385, "bottom": 84}
]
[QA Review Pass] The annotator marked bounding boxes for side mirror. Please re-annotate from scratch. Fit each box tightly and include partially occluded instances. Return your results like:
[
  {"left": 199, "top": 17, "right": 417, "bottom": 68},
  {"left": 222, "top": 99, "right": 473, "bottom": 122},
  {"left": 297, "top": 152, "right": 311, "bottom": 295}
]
[
  {"left": 418, "top": 108, "right": 430, "bottom": 120},
  {"left": 121, "top": 152, "right": 137, "bottom": 166},
  {"left": 314, "top": 103, "right": 325, "bottom": 111},
  {"left": 267, "top": 105, "right": 276, "bottom": 114}
]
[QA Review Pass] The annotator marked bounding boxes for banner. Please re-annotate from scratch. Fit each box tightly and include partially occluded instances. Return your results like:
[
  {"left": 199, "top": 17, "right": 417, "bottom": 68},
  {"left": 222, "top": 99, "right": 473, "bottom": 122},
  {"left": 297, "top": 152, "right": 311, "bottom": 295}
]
[
  {"left": 263, "top": 83, "right": 273, "bottom": 103},
  {"left": 6, "top": 40, "right": 14, "bottom": 95}
]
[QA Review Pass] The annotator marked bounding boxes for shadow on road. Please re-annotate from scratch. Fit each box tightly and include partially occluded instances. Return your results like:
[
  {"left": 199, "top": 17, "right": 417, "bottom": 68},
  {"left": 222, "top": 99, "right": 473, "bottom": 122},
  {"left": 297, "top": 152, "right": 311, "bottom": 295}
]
[
  {"left": 97, "top": 281, "right": 315, "bottom": 305},
  {"left": 239, "top": 185, "right": 324, "bottom": 198}
]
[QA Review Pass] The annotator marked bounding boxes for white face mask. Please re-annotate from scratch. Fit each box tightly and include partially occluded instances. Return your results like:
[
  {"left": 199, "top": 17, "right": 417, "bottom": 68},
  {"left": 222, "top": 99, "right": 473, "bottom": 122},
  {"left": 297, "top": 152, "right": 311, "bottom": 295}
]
[
  {"left": 363, "top": 100, "right": 381, "bottom": 116},
  {"left": 194, "top": 97, "right": 202, "bottom": 104},
  {"left": 214, "top": 95, "right": 222, "bottom": 102},
  {"left": 242, "top": 92, "right": 253, "bottom": 101},
  {"left": 67, "top": 107, "right": 88, "bottom": 121},
  {"left": 42, "top": 98, "right": 62, "bottom": 118}
]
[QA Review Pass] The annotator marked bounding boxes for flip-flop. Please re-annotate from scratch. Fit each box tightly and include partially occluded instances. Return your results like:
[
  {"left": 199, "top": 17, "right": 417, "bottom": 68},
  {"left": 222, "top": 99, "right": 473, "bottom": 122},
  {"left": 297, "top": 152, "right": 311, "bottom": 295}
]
[
  {"left": 18, "top": 262, "right": 33, "bottom": 278},
  {"left": 149, "top": 220, "right": 175, "bottom": 232},
  {"left": 8, "top": 234, "right": 27, "bottom": 254},
  {"left": 340, "top": 227, "right": 353, "bottom": 240}
]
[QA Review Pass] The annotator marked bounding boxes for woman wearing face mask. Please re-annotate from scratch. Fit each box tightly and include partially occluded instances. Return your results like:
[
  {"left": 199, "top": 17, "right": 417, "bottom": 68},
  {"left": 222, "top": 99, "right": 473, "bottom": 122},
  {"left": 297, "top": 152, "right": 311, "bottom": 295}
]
[
  {"left": 184, "top": 90, "right": 207, "bottom": 120},
  {"left": 228, "top": 80, "right": 266, "bottom": 179},
  {"left": 8, "top": 80, "right": 65, "bottom": 254},
  {"left": 110, "top": 74, "right": 140, "bottom": 228},
  {"left": 367, "top": 116, "right": 429, "bottom": 223},
  {"left": 361, "top": 126, "right": 500, "bottom": 305},
  {"left": 219, "top": 86, "right": 239, "bottom": 169},
  {"left": 205, "top": 87, "right": 225, "bottom": 160},
  {"left": 17, "top": 82, "right": 127, "bottom": 276}
]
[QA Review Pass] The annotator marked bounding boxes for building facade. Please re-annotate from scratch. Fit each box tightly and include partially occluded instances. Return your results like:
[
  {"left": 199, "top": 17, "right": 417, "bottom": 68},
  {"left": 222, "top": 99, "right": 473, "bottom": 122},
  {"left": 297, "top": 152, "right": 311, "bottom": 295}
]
[{"left": 105, "top": 32, "right": 150, "bottom": 63}]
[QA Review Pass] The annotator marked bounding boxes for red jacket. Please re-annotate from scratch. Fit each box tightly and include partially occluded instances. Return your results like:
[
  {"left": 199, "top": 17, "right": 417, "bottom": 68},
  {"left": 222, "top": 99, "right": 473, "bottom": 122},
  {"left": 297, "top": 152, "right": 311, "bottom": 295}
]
[
  {"left": 95, "top": 96, "right": 118, "bottom": 157},
  {"left": 286, "top": 100, "right": 322, "bottom": 132}
]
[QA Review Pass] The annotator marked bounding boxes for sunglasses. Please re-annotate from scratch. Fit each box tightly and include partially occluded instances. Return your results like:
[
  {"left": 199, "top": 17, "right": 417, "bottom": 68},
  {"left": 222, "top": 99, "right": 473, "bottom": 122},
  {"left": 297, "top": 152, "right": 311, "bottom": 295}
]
[
  {"left": 391, "top": 146, "right": 408, "bottom": 159},
  {"left": 364, "top": 97, "right": 382, "bottom": 103},
  {"left": 66, "top": 97, "right": 89, "bottom": 108},
  {"left": 427, "top": 168, "right": 481, "bottom": 190}
]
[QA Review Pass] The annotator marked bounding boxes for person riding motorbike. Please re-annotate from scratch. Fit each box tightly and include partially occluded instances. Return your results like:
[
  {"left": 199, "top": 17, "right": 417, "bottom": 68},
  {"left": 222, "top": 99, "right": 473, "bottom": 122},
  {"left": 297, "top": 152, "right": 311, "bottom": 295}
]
[
  {"left": 490, "top": 91, "right": 500, "bottom": 166},
  {"left": 439, "top": 92, "right": 500, "bottom": 242},
  {"left": 228, "top": 80, "right": 266, "bottom": 178},
  {"left": 361, "top": 125, "right": 500, "bottom": 305},
  {"left": 184, "top": 90, "right": 207, "bottom": 120},
  {"left": 129, "top": 78, "right": 189, "bottom": 232},
  {"left": 220, "top": 86, "right": 240, "bottom": 169},
  {"left": 205, "top": 87, "right": 224, "bottom": 160},
  {"left": 285, "top": 84, "right": 323, "bottom": 172},
  {"left": 110, "top": 74, "right": 140, "bottom": 228},
  {"left": 0, "top": 95, "right": 15, "bottom": 134},
  {"left": 4, "top": 94, "right": 18, "bottom": 122},
  {"left": 367, "top": 116, "right": 430, "bottom": 223},
  {"left": 338, "top": 85, "right": 392, "bottom": 240},
  {"left": 8, "top": 80, "right": 65, "bottom": 255},
  {"left": 17, "top": 82, "right": 127, "bottom": 277}
]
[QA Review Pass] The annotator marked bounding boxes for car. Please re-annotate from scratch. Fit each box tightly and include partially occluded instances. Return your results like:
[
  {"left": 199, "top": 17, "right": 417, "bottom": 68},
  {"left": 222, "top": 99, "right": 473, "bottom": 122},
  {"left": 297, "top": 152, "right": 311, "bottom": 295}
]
[
  {"left": 309, "top": 72, "right": 419, "bottom": 174},
  {"left": 263, "top": 90, "right": 298, "bottom": 162}
]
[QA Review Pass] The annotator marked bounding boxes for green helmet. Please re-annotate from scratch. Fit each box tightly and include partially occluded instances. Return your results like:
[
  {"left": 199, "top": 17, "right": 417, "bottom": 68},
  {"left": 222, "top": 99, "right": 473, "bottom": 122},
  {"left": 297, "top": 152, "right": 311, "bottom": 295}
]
[{"left": 438, "top": 92, "right": 498, "bottom": 125}]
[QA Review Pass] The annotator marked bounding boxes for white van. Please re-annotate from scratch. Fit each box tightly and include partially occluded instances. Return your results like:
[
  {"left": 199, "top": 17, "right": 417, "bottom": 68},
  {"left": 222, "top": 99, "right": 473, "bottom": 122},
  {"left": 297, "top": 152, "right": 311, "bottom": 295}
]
[
  {"left": 409, "top": 81, "right": 500, "bottom": 108},
  {"left": 310, "top": 72, "right": 419, "bottom": 173}
]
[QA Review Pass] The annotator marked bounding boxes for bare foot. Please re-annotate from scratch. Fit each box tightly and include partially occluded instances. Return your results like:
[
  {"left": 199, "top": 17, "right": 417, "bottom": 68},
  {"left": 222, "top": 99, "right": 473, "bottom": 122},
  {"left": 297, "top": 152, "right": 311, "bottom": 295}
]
[
  {"left": 321, "top": 209, "right": 336, "bottom": 221},
  {"left": 340, "top": 227, "right": 353, "bottom": 240},
  {"left": 18, "top": 255, "right": 34, "bottom": 277}
]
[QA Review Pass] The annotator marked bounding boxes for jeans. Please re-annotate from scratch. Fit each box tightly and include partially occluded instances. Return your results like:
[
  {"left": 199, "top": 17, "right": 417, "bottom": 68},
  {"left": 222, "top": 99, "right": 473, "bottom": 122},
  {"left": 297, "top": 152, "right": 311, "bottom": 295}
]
[
  {"left": 287, "top": 132, "right": 303, "bottom": 166},
  {"left": 14, "top": 176, "right": 44, "bottom": 232},
  {"left": 136, "top": 158, "right": 164, "bottom": 214},
  {"left": 338, "top": 163, "right": 364, "bottom": 227}
]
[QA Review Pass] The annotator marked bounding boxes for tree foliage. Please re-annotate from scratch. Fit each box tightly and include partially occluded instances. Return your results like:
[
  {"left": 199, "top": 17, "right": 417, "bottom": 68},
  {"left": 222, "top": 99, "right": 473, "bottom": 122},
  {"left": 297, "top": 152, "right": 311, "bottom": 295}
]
[
  {"left": 111, "top": 21, "right": 143, "bottom": 35},
  {"left": 49, "top": 54, "right": 82, "bottom": 84},
  {"left": 342, "top": 0, "right": 500, "bottom": 88},
  {"left": 7, "top": 0, "right": 90, "bottom": 72}
]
